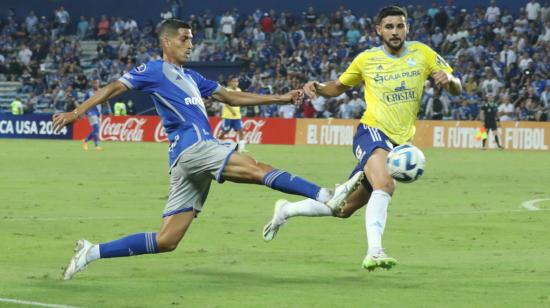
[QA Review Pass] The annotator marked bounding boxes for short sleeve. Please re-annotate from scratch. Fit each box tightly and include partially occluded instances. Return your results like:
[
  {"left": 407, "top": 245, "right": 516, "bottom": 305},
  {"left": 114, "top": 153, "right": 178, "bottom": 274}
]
[
  {"left": 119, "top": 63, "right": 156, "bottom": 91},
  {"left": 187, "top": 69, "right": 221, "bottom": 98},
  {"left": 425, "top": 46, "right": 454, "bottom": 76},
  {"left": 338, "top": 55, "right": 364, "bottom": 87}
]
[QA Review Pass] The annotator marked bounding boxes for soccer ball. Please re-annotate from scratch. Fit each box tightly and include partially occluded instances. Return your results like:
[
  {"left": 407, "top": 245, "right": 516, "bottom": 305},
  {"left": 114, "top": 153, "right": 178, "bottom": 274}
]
[{"left": 386, "top": 144, "right": 426, "bottom": 183}]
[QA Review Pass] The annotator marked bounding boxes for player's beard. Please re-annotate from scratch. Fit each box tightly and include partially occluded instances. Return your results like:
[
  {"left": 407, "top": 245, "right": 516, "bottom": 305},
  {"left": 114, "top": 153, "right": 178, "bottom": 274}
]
[{"left": 384, "top": 37, "right": 404, "bottom": 52}]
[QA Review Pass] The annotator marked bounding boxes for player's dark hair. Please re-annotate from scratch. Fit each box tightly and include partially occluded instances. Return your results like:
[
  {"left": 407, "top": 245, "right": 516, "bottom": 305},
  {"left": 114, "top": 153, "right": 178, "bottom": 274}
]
[
  {"left": 375, "top": 5, "right": 408, "bottom": 25},
  {"left": 157, "top": 19, "right": 191, "bottom": 39}
]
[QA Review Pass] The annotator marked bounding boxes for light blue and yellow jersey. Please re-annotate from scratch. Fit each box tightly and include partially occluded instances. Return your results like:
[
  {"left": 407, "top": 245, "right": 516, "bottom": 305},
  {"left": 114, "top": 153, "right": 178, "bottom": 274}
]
[
  {"left": 338, "top": 41, "right": 453, "bottom": 144},
  {"left": 221, "top": 87, "right": 242, "bottom": 119}
]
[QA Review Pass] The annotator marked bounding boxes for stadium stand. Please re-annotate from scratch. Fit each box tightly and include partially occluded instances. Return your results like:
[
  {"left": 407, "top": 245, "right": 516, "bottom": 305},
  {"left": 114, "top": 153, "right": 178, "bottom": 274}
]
[{"left": 0, "top": 1, "right": 548, "bottom": 120}]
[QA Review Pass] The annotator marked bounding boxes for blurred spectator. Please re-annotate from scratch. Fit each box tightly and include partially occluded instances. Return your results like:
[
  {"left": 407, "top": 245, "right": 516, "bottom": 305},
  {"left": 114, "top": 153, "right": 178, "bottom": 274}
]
[
  {"left": 481, "top": 68, "right": 504, "bottom": 98},
  {"left": 425, "top": 88, "right": 449, "bottom": 120},
  {"left": 485, "top": 0, "right": 501, "bottom": 23},
  {"left": 55, "top": 6, "right": 70, "bottom": 35},
  {"left": 114, "top": 100, "right": 127, "bottom": 115},
  {"left": 160, "top": 7, "right": 173, "bottom": 20},
  {"left": 220, "top": 11, "right": 236, "bottom": 37},
  {"left": 348, "top": 91, "right": 365, "bottom": 119},
  {"left": 11, "top": 96, "right": 23, "bottom": 115},
  {"left": 526, "top": 0, "right": 542, "bottom": 22},
  {"left": 76, "top": 16, "right": 88, "bottom": 39},
  {"left": 25, "top": 11, "right": 38, "bottom": 34},
  {"left": 498, "top": 96, "right": 516, "bottom": 121},
  {"left": 97, "top": 15, "right": 110, "bottom": 41}
]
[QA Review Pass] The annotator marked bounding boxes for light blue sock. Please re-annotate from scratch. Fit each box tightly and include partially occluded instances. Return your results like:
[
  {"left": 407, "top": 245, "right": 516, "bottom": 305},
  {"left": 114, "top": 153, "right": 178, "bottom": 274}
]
[
  {"left": 262, "top": 169, "right": 321, "bottom": 200},
  {"left": 99, "top": 232, "right": 158, "bottom": 258}
]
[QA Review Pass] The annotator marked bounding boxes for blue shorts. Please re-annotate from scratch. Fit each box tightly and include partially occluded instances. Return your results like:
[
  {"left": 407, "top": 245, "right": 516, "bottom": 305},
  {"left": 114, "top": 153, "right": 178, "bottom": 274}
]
[
  {"left": 349, "top": 124, "right": 395, "bottom": 193},
  {"left": 222, "top": 119, "right": 242, "bottom": 132}
]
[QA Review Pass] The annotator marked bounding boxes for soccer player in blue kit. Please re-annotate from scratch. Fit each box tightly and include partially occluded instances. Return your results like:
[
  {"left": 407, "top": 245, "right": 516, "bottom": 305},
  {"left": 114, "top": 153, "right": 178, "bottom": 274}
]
[
  {"left": 82, "top": 80, "right": 103, "bottom": 151},
  {"left": 52, "top": 19, "right": 363, "bottom": 280}
]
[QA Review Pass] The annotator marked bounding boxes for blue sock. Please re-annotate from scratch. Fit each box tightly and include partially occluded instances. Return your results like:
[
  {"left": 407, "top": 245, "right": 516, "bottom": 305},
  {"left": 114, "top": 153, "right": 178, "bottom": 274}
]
[
  {"left": 99, "top": 232, "right": 158, "bottom": 258},
  {"left": 92, "top": 124, "right": 99, "bottom": 146},
  {"left": 262, "top": 169, "right": 321, "bottom": 200},
  {"left": 85, "top": 131, "right": 93, "bottom": 142}
]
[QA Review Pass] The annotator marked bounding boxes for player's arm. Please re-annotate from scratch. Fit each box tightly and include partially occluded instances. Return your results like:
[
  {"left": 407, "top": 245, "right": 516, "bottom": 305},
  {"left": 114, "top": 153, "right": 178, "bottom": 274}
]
[
  {"left": 303, "top": 80, "right": 351, "bottom": 99},
  {"left": 53, "top": 81, "right": 128, "bottom": 132},
  {"left": 433, "top": 71, "right": 462, "bottom": 96},
  {"left": 211, "top": 87, "right": 303, "bottom": 106},
  {"left": 479, "top": 109, "right": 485, "bottom": 122}
]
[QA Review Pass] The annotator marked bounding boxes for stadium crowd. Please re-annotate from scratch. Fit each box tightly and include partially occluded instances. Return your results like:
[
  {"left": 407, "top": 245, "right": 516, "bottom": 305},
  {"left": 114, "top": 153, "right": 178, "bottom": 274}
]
[{"left": 1, "top": 0, "right": 549, "bottom": 121}]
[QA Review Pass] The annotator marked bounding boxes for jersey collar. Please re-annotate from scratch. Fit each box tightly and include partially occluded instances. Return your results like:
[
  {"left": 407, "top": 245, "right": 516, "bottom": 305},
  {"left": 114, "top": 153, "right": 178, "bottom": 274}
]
[{"left": 381, "top": 41, "right": 409, "bottom": 59}]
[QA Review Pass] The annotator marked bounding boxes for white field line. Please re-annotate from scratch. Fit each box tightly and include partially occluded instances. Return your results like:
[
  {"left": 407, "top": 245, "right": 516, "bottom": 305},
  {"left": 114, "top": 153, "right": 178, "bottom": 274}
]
[
  {"left": 521, "top": 198, "right": 550, "bottom": 211},
  {"left": 0, "top": 297, "right": 80, "bottom": 308}
]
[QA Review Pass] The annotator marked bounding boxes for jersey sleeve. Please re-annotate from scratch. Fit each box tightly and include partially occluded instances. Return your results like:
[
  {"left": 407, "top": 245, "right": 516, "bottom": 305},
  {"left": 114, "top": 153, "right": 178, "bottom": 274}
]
[
  {"left": 425, "top": 46, "right": 453, "bottom": 76},
  {"left": 338, "top": 54, "right": 364, "bottom": 87},
  {"left": 118, "top": 63, "right": 156, "bottom": 91},
  {"left": 188, "top": 69, "right": 221, "bottom": 98}
]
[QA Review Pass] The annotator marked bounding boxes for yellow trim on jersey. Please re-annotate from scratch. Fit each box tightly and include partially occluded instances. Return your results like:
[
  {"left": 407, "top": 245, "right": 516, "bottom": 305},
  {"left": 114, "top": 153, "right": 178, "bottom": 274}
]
[
  {"left": 339, "top": 41, "right": 453, "bottom": 144},
  {"left": 221, "top": 87, "right": 242, "bottom": 119}
]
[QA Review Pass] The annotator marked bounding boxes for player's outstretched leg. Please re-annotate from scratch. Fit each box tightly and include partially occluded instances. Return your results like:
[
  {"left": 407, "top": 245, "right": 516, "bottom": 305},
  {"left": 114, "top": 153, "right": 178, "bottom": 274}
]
[
  {"left": 62, "top": 211, "right": 195, "bottom": 280},
  {"left": 262, "top": 183, "right": 372, "bottom": 242},
  {"left": 222, "top": 153, "right": 364, "bottom": 207}
]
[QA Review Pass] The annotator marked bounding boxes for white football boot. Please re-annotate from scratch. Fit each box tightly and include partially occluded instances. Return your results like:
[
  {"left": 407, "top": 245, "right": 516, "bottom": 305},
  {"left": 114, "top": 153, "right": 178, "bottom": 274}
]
[
  {"left": 362, "top": 249, "right": 398, "bottom": 272},
  {"left": 325, "top": 172, "right": 364, "bottom": 214},
  {"left": 262, "top": 199, "right": 289, "bottom": 242},
  {"left": 62, "top": 239, "right": 94, "bottom": 280}
]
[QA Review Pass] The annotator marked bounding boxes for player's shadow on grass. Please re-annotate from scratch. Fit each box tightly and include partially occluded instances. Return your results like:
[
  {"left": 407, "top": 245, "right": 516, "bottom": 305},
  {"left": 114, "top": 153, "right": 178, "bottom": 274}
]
[{"left": 183, "top": 267, "right": 399, "bottom": 286}]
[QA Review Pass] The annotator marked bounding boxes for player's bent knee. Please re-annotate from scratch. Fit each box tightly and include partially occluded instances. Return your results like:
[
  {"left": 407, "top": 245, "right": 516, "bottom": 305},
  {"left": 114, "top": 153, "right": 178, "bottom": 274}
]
[
  {"left": 373, "top": 178, "right": 395, "bottom": 194},
  {"left": 156, "top": 237, "right": 180, "bottom": 252}
]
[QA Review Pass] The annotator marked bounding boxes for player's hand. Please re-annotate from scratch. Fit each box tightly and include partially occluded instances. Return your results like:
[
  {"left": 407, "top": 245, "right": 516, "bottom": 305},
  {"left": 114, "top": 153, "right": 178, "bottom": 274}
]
[
  {"left": 303, "top": 81, "right": 321, "bottom": 99},
  {"left": 52, "top": 111, "right": 79, "bottom": 133},
  {"left": 433, "top": 71, "right": 452, "bottom": 87},
  {"left": 282, "top": 89, "right": 304, "bottom": 105}
]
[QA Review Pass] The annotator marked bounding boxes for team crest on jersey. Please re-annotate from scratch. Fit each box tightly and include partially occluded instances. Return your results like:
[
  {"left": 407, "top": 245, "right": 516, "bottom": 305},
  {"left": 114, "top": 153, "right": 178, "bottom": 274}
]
[
  {"left": 376, "top": 65, "right": 383, "bottom": 70},
  {"left": 407, "top": 58, "right": 416, "bottom": 67},
  {"left": 136, "top": 64, "right": 147, "bottom": 73}
]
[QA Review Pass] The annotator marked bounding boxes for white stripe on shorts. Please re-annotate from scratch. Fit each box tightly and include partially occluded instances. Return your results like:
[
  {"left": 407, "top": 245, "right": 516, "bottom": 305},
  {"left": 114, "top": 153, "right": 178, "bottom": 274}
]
[{"left": 368, "top": 127, "right": 379, "bottom": 142}]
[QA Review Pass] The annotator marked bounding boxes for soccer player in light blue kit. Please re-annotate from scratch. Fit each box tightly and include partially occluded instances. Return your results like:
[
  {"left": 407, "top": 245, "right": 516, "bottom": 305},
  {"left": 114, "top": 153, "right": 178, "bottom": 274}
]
[
  {"left": 82, "top": 80, "right": 103, "bottom": 151},
  {"left": 53, "top": 19, "right": 363, "bottom": 280}
]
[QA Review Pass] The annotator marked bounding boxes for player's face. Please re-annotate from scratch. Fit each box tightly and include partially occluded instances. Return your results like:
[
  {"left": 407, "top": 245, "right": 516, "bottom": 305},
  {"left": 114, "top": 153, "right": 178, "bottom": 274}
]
[
  {"left": 377, "top": 15, "right": 408, "bottom": 53},
  {"left": 229, "top": 78, "right": 239, "bottom": 88},
  {"left": 165, "top": 28, "right": 193, "bottom": 64}
]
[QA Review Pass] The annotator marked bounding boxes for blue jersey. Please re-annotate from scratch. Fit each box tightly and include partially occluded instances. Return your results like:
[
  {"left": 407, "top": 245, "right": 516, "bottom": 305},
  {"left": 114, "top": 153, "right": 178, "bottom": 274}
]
[
  {"left": 84, "top": 90, "right": 101, "bottom": 117},
  {"left": 119, "top": 60, "right": 221, "bottom": 168}
]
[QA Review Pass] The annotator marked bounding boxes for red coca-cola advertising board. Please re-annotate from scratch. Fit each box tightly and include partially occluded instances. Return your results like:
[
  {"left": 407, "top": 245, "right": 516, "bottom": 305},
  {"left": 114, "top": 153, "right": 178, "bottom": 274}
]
[
  {"left": 209, "top": 117, "right": 295, "bottom": 144},
  {"left": 72, "top": 116, "right": 296, "bottom": 144}
]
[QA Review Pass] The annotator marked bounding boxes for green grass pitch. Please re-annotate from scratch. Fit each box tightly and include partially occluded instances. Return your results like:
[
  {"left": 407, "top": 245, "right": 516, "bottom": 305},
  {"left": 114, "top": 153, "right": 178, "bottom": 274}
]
[{"left": 1, "top": 139, "right": 549, "bottom": 307}]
